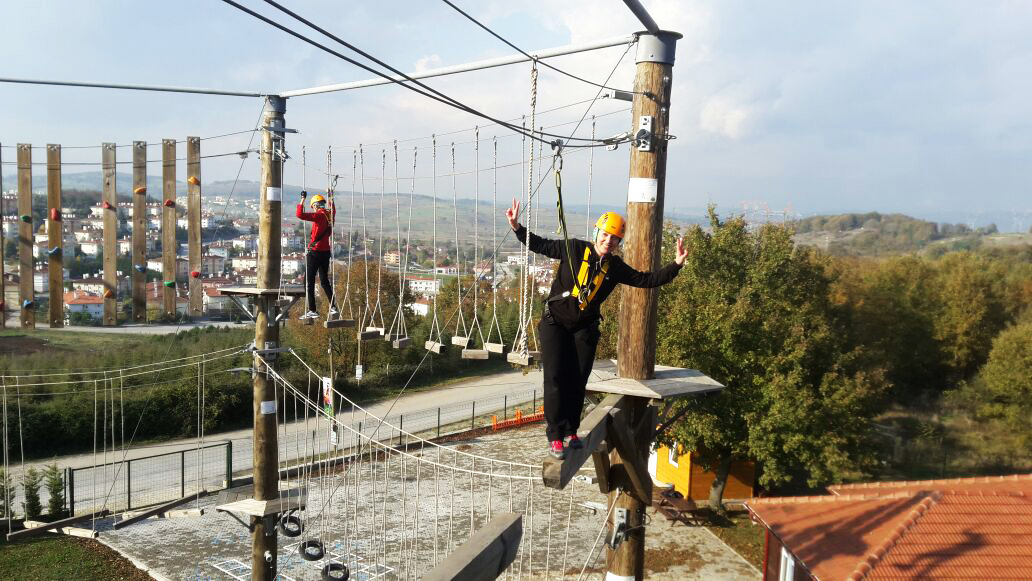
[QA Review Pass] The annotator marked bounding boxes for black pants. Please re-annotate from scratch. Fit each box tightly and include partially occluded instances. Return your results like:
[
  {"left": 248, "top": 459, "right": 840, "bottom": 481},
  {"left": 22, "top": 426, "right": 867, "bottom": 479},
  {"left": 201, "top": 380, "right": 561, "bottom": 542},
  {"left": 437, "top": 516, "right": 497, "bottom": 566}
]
[
  {"left": 305, "top": 250, "right": 333, "bottom": 311},
  {"left": 538, "top": 310, "right": 601, "bottom": 442}
]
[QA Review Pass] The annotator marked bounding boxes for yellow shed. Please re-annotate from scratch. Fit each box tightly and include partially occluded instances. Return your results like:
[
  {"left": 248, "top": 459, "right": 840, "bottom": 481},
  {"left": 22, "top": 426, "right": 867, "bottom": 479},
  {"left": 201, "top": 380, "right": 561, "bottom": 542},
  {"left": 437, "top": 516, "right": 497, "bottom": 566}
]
[{"left": 653, "top": 443, "right": 756, "bottom": 501}]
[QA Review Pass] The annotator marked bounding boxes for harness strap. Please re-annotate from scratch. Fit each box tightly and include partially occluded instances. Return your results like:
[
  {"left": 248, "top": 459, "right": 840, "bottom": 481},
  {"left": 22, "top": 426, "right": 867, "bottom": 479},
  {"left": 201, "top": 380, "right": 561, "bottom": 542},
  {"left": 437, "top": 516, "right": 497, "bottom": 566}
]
[{"left": 570, "top": 247, "right": 609, "bottom": 310}]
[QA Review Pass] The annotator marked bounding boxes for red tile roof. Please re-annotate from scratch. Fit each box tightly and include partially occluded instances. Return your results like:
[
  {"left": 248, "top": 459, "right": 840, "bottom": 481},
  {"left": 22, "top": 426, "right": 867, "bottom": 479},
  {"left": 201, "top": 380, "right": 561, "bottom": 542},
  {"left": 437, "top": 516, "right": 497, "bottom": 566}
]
[{"left": 746, "top": 473, "right": 1032, "bottom": 580}]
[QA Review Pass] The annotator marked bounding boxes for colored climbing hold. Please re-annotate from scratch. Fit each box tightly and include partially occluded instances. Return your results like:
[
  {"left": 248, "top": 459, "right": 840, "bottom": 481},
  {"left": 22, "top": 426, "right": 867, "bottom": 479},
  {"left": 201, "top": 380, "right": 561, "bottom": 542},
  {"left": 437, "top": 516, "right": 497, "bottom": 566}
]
[
  {"left": 103, "top": 289, "right": 115, "bottom": 299},
  {"left": 0, "top": 300, "right": 5, "bottom": 312},
  {"left": 20, "top": 214, "right": 31, "bottom": 223},
  {"left": 49, "top": 208, "right": 61, "bottom": 222},
  {"left": 48, "top": 246, "right": 61, "bottom": 256},
  {"left": 134, "top": 264, "right": 147, "bottom": 273},
  {"left": 163, "top": 199, "right": 175, "bottom": 208},
  {"left": 190, "top": 271, "right": 201, "bottom": 278},
  {"left": 101, "top": 200, "right": 113, "bottom": 210},
  {"left": 22, "top": 299, "right": 33, "bottom": 309},
  {"left": 187, "top": 176, "right": 200, "bottom": 186},
  {"left": 163, "top": 280, "right": 176, "bottom": 288},
  {"left": 133, "top": 186, "right": 147, "bottom": 195}
]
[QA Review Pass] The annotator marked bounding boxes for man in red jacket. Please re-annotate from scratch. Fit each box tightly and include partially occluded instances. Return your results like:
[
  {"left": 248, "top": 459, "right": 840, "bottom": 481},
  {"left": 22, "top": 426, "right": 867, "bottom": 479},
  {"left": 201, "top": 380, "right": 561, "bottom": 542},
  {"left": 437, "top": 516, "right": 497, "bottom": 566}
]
[{"left": 297, "top": 191, "right": 337, "bottom": 320}]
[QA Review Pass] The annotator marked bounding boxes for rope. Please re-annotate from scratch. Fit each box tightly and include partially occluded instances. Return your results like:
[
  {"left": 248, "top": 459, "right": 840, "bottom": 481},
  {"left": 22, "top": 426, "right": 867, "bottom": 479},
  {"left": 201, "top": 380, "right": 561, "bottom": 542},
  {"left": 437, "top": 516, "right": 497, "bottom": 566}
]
[
  {"left": 426, "top": 137, "right": 445, "bottom": 350},
  {"left": 367, "top": 149, "right": 388, "bottom": 333},
  {"left": 386, "top": 141, "right": 408, "bottom": 343},
  {"left": 451, "top": 142, "right": 469, "bottom": 343},
  {"left": 484, "top": 137, "right": 505, "bottom": 351},
  {"left": 587, "top": 117, "right": 596, "bottom": 238},
  {"left": 469, "top": 129, "right": 486, "bottom": 349}
]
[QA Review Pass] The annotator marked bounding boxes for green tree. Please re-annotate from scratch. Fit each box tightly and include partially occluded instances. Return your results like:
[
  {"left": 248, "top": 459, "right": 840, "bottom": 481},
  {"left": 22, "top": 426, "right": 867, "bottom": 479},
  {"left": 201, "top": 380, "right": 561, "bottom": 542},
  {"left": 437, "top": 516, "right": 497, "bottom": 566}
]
[
  {"left": 43, "top": 463, "right": 65, "bottom": 517},
  {"left": 21, "top": 467, "right": 42, "bottom": 519},
  {"left": 652, "top": 210, "right": 888, "bottom": 507},
  {"left": 0, "top": 469, "right": 11, "bottom": 518}
]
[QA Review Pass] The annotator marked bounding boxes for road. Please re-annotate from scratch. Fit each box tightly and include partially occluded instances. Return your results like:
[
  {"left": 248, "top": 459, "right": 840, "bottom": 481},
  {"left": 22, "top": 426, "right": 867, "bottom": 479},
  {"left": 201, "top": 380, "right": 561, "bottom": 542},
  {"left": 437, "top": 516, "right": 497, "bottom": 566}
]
[{"left": 8, "top": 366, "right": 546, "bottom": 514}]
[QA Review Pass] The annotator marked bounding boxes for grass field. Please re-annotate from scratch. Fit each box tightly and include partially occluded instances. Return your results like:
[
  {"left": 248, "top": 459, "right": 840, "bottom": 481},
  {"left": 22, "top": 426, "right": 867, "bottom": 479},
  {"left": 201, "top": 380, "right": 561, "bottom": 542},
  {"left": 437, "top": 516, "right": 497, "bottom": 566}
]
[
  {"left": 0, "top": 535, "right": 149, "bottom": 581},
  {"left": 705, "top": 510, "right": 765, "bottom": 570}
]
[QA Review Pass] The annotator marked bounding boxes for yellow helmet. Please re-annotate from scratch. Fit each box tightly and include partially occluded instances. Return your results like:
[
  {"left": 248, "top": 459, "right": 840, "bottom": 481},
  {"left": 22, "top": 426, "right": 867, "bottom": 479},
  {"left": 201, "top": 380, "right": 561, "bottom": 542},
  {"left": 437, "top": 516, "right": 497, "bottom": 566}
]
[
  {"left": 309, "top": 194, "right": 327, "bottom": 207},
  {"left": 594, "top": 212, "right": 625, "bottom": 239}
]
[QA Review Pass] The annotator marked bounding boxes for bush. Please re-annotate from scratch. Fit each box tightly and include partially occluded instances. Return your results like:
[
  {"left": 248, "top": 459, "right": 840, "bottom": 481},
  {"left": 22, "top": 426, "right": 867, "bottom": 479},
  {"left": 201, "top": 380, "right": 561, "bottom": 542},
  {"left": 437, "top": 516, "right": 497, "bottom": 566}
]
[
  {"left": 44, "top": 463, "right": 65, "bottom": 517},
  {"left": 21, "top": 467, "right": 42, "bottom": 519},
  {"left": 0, "top": 469, "right": 11, "bottom": 518}
]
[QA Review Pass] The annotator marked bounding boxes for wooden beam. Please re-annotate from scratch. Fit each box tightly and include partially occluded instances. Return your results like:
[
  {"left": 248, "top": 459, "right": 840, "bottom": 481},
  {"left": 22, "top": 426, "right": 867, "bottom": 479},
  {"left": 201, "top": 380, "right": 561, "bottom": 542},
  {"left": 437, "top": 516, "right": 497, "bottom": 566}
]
[
  {"left": 6, "top": 509, "right": 110, "bottom": 540},
  {"left": 423, "top": 512, "right": 522, "bottom": 581},
  {"left": 162, "top": 138, "right": 176, "bottom": 317},
  {"left": 114, "top": 491, "right": 205, "bottom": 529},
  {"left": 16, "top": 144, "right": 34, "bottom": 329},
  {"left": 593, "top": 444, "right": 612, "bottom": 494},
  {"left": 609, "top": 408, "right": 653, "bottom": 505},
  {"left": 542, "top": 393, "right": 624, "bottom": 490},
  {"left": 131, "top": 141, "right": 147, "bottom": 322},
  {"left": 187, "top": 137, "right": 202, "bottom": 316},
  {"left": 46, "top": 144, "right": 63, "bottom": 328},
  {"left": 102, "top": 143, "right": 117, "bottom": 325}
]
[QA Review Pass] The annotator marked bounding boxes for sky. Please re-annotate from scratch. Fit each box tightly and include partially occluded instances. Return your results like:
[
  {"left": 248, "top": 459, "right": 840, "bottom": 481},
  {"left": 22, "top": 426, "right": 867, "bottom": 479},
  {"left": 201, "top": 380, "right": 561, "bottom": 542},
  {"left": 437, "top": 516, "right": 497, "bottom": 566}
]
[{"left": 1, "top": 1, "right": 1031, "bottom": 228}]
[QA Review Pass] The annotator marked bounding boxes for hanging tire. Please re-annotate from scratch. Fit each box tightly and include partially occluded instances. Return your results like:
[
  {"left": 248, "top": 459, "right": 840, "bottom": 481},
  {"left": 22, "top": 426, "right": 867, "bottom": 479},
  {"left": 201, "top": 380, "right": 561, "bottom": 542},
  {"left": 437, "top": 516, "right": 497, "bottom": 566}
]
[
  {"left": 278, "top": 513, "right": 303, "bottom": 538},
  {"left": 321, "top": 562, "right": 349, "bottom": 580},
  {"left": 299, "top": 539, "right": 325, "bottom": 561}
]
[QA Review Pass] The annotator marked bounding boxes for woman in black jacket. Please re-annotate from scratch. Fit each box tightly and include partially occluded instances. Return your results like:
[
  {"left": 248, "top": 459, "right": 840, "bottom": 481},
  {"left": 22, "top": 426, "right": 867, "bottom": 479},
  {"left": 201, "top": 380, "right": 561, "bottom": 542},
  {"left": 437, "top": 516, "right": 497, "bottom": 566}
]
[{"left": 505, "top": 199, "right": 688, "bottom": 458}]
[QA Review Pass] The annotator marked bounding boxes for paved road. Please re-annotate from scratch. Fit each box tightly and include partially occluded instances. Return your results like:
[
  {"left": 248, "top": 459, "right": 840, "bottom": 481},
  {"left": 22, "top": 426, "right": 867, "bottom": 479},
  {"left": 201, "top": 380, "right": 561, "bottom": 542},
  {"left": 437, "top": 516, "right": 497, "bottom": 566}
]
[{"left": 10, "top": 367, "right": 546, "bottom": 513}]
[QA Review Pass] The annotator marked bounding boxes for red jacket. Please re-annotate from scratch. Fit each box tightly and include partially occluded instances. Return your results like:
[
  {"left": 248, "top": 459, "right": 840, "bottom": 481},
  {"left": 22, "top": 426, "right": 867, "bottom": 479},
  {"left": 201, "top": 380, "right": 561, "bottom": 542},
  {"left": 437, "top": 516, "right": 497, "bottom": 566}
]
[{"left": 296, "top": 203, "right": 335, "bottom": 252}]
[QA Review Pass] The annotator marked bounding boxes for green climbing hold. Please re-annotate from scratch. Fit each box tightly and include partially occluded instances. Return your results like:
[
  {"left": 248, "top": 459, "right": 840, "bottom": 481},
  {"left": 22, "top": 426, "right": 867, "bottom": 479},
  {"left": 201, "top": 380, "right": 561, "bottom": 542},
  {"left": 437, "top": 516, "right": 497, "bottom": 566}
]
[
  {"left": 19, "top": 215, "right": 31, "bottom": 223},
  {"left": 163, "top": 281, "right": 176, "bottom": 288}
]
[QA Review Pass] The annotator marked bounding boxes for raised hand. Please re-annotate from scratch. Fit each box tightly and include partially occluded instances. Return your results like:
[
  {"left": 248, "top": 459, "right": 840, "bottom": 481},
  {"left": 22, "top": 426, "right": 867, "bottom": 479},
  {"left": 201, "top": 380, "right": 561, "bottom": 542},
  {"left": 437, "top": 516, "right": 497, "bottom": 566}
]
[
  {"left": 674, "top": 237, "right": 689, "bottom": 266},
  {"left": 505, "top": 197, "right": 521, "bottom": 231}
]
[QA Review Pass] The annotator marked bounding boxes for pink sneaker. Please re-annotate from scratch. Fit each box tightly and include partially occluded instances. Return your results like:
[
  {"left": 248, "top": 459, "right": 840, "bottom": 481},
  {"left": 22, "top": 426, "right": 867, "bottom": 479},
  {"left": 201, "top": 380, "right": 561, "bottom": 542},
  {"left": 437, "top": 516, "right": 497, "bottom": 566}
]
[
  {"left": 567, "top": 434, "right": 583, "bottom": 450},
  {"left": 549, "top": 440, "right": 565, "bottom": 460}
]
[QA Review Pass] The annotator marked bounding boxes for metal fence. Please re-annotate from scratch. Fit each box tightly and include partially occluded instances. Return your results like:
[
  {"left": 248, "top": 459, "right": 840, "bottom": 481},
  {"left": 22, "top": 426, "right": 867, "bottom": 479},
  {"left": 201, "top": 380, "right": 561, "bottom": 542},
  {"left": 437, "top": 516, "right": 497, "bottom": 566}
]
[{"left": 67, "top": 442, "right": 231, "bottom": 516}]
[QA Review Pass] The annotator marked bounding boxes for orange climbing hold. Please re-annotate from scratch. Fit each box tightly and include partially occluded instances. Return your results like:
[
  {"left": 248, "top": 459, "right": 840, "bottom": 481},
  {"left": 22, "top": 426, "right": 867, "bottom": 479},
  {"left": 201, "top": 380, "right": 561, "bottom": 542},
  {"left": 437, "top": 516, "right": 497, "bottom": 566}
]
[
  {"left": 187, "top": 176, "right": 200, "bottom": 186},
  {"left": 134, "top": 186, "right": 147, "bottom": 195},
  {"left": 103, "top": 289, "right": 115, "bottom": 299}
]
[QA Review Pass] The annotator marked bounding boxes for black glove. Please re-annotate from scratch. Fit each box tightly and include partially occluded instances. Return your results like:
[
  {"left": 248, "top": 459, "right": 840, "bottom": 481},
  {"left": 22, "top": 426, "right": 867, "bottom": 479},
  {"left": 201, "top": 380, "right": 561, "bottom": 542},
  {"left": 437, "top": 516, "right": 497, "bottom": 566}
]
[{"left": 300, "top": 190, "right": 307, "bottom": 199}]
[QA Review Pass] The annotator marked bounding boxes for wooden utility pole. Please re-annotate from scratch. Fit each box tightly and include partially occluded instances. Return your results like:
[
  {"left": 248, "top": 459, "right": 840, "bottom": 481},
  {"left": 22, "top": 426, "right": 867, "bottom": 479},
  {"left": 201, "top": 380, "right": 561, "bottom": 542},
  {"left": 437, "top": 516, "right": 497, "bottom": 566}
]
[
  {"left": 46, "top": 144, "right": 63, "bottom": 328},
  {"left": 609, "top": 30, "right": 680, "bottom": 581},
  {"left": 131, "top": 141, "right": 147, "bottom": 322},
  {"left": 162, "top": 139, "right": 177, "bottom": 317},
  {"left": 187, "top": 137, "right": 202, "bottom": 316},
  {"left": 251, "top": 94, "right": 285, "bottom": 580},
  {"left": 16, "top": 144, "right": 33, "bottom": 329},
  {"left": 102, "top": 143, "right": 118, "bottom": 325}
]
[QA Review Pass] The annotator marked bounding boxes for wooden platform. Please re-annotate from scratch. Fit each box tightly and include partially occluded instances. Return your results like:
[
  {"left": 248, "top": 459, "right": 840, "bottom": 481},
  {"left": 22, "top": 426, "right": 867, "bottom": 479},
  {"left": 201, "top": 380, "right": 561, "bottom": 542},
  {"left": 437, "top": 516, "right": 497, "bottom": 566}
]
[
  {"left": 585, "top": 359, "right": 724, "bottom": 400},
  {"left": 218, "top": 286, "right": 305, "bottom": 297},
  {"left": 215, "top": 495, "right": 305, "bottom": 518}
]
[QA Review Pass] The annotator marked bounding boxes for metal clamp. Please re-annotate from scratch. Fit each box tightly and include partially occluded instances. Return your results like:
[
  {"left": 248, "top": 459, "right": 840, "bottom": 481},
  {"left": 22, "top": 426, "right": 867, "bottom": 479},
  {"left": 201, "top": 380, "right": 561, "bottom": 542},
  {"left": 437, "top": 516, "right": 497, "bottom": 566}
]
[{"left": 607, "top": 507, "right": 629, "bottom": 549}]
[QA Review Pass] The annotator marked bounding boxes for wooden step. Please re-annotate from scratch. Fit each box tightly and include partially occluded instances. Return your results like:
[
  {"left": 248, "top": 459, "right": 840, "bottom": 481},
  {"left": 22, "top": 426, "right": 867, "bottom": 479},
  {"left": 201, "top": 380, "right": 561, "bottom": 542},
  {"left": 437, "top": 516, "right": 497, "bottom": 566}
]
[
  {"left": 507, "top": 352, "right": 535, "bottom": 366},
  {"left": 425, "top": 341, "right": 445, "bottom": 354},
  {"left": 324, "top": 318, "right": 356, "bottom": 329},
  {"left": 484, "top": 342, "right": 506, "bottom": 354},
  {"left": 392, "top": 337, "right": 412, "bottom": 349},
  {"left": 358, "top": 330, "right": 382, "bottom": 341},
  {"left": 451, "top": 336, "right": 471, "bottom": 348},
  {"left": 461, "top": 349, "right": 490, "bottom": 360}
]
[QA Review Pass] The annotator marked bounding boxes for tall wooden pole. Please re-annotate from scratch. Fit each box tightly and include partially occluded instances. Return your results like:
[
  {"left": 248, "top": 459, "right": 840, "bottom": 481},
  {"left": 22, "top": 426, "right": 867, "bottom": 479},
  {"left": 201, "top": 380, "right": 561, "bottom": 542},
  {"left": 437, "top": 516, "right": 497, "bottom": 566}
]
[
  {"left": 46, "top": 144, "right": 63, "bottom": 328},
  {"left": 131, "top": 142, "right": 147, "bottom": 322},
  {"left": 187, "top": 136, "right": 202, "bottom": 316},
  {"left": 102, "top": 143, "right": 118, "bottom": 325},
  {"left": 162, "top": 139, "right": 177, "bottom": 317},
  {"left": 251, "top": 94, "right": 285, "bottom": 580},
  {"left": 609, "top": 30, "right": 680, "bottom": 581},
  {"left": 17, "top": 144, "right": 34, "bottom": 329}
]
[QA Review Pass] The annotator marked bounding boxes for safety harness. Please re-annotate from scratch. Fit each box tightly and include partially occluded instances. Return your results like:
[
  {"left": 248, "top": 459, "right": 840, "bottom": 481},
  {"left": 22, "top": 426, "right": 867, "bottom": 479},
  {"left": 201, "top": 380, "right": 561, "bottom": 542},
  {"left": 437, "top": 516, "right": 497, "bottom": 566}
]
[{"left": 570, "top": 247, "right": 609, "bottom": 310}]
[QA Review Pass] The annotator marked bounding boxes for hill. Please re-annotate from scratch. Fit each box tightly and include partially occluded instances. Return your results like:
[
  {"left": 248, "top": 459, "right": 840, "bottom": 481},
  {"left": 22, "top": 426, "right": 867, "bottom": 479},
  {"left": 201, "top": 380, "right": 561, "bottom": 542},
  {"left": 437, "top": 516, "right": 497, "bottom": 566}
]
[{"left": 791, "top": 212, "right": 1008, "bottom": 255}]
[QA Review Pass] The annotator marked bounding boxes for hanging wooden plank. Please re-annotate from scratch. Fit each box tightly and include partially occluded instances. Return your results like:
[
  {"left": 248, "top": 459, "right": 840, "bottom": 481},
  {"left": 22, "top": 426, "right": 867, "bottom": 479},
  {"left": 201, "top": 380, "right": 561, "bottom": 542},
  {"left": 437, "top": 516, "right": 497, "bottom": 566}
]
[
  {"left": 46, "top": 144, "right": 63, "bottom": 328},
  {"left": 102, "top": 143, "right": 117, "bottom": 326},
  {"left": 461, "top": 348, "right": 489, "bottom": 360},
  {"left": 422, "top": 513, "right": 522, "bottom": 581},
  {"left": 131, "top": 141, "right": 147, "bottom": 323},
  {"left": 16, "top": 144, "right": 33, "bottom": 329},
  {"left": 162, "top": 138, "right": 176, "bottom": 317},
  {"left": 187, "top": 136, "right": 202, "bottom": 316},
  {"left": 542, "top": 394, "right": 625, "bottom": 490},
  {"left": 6, "top": 509, "right": 111, "bottom": 540}
]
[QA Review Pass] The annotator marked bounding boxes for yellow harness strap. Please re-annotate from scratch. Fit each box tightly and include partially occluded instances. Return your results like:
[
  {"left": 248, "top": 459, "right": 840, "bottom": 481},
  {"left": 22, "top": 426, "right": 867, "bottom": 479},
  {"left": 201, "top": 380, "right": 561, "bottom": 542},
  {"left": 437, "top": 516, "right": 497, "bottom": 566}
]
[{"left": 570, "top": 247, "right": 609, "bottom": 310}]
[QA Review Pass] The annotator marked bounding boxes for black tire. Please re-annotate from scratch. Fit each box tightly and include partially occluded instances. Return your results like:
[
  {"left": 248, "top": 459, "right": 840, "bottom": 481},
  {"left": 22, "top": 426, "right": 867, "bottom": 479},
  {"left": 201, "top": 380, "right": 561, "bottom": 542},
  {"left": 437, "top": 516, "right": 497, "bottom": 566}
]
[
  {"left": 299, "top": 539, "right": 325, "bottom": 561},
  {"left": 321, "top": 562, "right": 349, "bottom": 580},
  {"left": 278, "top": 513, "right": 303, "bottom": 538}
]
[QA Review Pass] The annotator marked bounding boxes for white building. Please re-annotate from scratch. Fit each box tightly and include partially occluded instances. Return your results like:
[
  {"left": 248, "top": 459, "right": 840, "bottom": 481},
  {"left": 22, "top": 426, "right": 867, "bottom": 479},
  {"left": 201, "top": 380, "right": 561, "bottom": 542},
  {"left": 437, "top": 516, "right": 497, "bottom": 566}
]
[
  {"left": 64, "top": 291, "right": 104, "bottom": 320},
  {"left": 232, "top": 255, "right": 258, "bottom": 271},
  {"left": 406, "top": 275, "right": 441, "bottom": 296}
]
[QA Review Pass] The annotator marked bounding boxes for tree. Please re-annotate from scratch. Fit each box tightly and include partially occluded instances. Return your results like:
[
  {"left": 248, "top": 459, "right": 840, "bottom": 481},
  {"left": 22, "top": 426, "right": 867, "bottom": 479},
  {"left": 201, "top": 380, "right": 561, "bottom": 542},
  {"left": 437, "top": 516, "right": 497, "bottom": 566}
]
[
  {"left": 0, "top": 469, "right": 11, "bottom": 518},
  {"left": 651, "top": 210, "right": 887, "bottom": 508},
  {"left": 43, "top": 463, "right": 65, "bottom": 518},
  {"left": 21, "top": 467, "right": 42, "bottom": 519}
]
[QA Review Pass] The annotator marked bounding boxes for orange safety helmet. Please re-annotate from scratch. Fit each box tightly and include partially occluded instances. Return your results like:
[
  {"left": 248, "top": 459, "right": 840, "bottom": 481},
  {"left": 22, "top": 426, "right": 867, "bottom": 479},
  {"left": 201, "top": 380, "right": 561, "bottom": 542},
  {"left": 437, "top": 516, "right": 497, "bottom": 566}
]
[
  {"left": 309, "top": 194, "right": 327, "bottom": 208},
  {"left": 593, "top": 212, "right": 626, "bottom": 240}
]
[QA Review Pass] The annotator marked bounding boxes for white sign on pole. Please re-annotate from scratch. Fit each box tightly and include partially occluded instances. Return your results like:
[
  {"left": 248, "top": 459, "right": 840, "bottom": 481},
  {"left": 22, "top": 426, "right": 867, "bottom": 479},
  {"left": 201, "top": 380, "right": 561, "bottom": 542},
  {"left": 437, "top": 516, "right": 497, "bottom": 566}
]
[{"left": 355, "top": 364, "right": 363, "bottom": 380}]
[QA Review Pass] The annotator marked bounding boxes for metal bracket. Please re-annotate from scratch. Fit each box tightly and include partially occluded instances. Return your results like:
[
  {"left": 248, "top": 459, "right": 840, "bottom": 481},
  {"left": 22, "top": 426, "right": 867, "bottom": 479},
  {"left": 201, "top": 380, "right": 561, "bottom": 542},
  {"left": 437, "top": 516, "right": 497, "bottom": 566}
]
[
  {"left": 227, "top": 295, "right": 255, "bottom": 321},
  {"left": 607, "top": 507, "right": 629, "bottom": 549},
  {"left": 274, "top": 295, "right": 303, "bottom": 323},
  {"left": 636, "top": 115, "right": 654, "bottom": 151}
]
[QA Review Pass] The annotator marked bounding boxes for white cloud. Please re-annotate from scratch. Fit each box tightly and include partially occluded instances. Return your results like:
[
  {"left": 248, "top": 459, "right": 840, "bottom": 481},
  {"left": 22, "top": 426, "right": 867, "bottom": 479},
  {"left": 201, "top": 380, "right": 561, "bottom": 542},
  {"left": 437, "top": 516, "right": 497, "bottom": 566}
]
[{"left": 700, "top": 97, "right": 751, "bottom": 139}]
